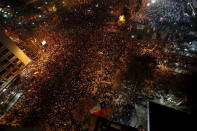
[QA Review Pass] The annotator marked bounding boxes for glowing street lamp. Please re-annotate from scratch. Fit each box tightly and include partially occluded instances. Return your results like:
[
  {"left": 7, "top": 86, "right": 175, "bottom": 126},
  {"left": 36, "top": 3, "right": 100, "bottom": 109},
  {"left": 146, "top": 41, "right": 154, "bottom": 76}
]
[
  {"left": 118, "top": 15, "right": 126, "bottom": 26},
  {"left": 41, "top": 40, "right": 47, "bottom": 46},
  {"left": 151, "top": 0, "right": 156, "bottom": 4},
  {"left": 119, "top": 15, "right": 125, "bottom": 23}
]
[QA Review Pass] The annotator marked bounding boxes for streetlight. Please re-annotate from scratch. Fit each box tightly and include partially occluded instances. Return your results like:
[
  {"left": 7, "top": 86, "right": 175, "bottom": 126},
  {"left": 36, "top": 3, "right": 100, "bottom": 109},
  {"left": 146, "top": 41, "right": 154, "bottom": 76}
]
[
  {"left": 118, "top": 15, "right": 126, "bottom": 25},
  {"left": 41, "top": 40, "right": 47, "bottom": 46},
  {"left": 151, "top": 0, "right": 156, "bottom": 4}
]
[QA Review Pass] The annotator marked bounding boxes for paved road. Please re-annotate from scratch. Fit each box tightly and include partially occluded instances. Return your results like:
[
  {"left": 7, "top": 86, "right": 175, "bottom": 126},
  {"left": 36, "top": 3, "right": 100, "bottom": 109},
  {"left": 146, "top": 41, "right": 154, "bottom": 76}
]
[{"left": 6, "top": 92, "right": 22, "bottom": 111}]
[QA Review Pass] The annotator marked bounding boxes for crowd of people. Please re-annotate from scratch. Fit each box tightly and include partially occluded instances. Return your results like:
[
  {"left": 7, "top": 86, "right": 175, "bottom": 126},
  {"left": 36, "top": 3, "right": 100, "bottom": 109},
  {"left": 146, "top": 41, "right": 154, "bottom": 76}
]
[
  {"left": 1, "top": 14, "right": 133, "bottom": 130},
  {"left": 0, "top": 0, "right": 196, "bottom": 131}
]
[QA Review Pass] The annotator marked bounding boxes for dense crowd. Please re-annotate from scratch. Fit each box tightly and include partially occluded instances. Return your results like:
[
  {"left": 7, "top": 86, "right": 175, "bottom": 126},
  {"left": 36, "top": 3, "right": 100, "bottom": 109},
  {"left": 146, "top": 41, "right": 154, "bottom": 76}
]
[
  {"left": 0, "top": 0, "right": 196, "bottom": 130},
  {"left": 0, "top": 20, "right": 133, "bottom": 130}
]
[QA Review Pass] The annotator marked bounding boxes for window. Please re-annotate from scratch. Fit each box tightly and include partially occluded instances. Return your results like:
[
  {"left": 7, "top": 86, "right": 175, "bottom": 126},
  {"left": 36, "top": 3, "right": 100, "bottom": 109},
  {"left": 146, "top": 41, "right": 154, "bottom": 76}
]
[
  {"left": 1, "top": 49, "right": 9, "bottom": 55},
  {"left": 0, "top": 59, "right": 9, "bottom": 66},
  {"left": 13, "top": 58, "right": 19, "bottom": 64},
  {"left": 0, "top": 43, "right": 3, "bottom": 48},
  {"left": 12, "top": 68, "right": 18, "bottom": 73},
  {"left": 5, "top": 73, "right": 12, "bottom": 79},
  {"left": 0, "top": 81, "right": 3, "bottom": 86},
  {"left": 18, "top": 62, "right": 23, "bottom": 68},
  {"left": 7, "top": 54, "right": 14, "bottom": 59},
  {"left": 7, "top": 64, "right": 14, "bottom": 70},
  {"left": 0, "top": 69, "right": 7, "bottom": 75}
]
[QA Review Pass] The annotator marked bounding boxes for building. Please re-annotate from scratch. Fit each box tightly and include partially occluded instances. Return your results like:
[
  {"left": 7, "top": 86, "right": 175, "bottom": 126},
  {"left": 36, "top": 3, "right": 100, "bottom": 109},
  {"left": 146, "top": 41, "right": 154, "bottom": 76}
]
[
  {"left": 0, "top": 30, "right": 31, "bottom": 86},
  {"left": 148, "top": 102, "right": 193, "bottom": 131},
  {"left": 0, "top": 30, "right": 31, "bottom": 113}
]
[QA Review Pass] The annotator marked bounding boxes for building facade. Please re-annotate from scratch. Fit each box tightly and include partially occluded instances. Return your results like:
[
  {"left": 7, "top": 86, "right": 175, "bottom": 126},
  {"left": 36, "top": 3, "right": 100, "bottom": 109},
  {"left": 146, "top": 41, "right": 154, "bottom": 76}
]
[
  {"left": 0, "top": 30, "right": 30, "bottom": 87},
  {"left": 0, "top": 30, "right": 31, "bottom": 113}
]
